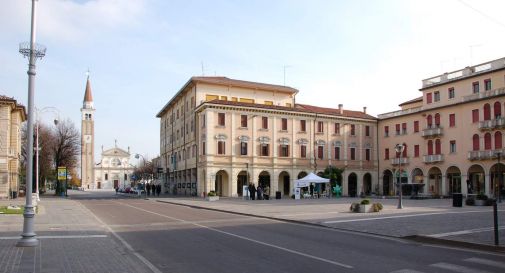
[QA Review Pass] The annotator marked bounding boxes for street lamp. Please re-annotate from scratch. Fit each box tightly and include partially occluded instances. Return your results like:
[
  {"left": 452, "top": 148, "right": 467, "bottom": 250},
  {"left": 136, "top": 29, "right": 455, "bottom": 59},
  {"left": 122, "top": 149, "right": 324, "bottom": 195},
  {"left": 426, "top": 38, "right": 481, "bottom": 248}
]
[
  {"left": 395, "top": 143, "right": 405, "bottom": 209},
  {"left": 17, "top": 0, "right": 46, "bottom": 247},
  {"left": 495, "top": 152, "right": 502, "bottom": 203},
  {"left": 135, "top": 154, "right": 147, "bottom": 199},
  {"left": 34, "top": 107, "right": 59, "bottom": 202}
]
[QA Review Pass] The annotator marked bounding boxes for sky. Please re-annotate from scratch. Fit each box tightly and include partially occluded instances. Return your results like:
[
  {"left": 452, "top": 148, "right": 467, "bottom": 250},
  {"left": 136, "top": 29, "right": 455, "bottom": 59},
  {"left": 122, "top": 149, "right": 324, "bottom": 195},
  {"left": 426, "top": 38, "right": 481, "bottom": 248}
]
[{"left": 1, "top": 0, "right": 505, "bottom": 163}]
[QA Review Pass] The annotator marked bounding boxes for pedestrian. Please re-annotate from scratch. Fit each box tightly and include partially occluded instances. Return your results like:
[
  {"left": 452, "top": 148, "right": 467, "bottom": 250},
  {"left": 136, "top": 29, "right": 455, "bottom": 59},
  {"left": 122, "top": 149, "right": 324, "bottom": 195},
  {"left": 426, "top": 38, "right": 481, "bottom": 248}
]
[
  {"left": 146, "top": 183, "right": 151, "bottom": 196},
  {"left": 157, "top": 184, "right": 161, "bottom": 196},
  {"left": 249, "top": 183, "right": 256, "bottom": 200},
  {"left": 263, "top": 185, "right": 270, "bottom": 200},
  {"left": 257, "top": 184, "right": 263, "bottom": 200},
  {"left": 115, "top": 186, "right": 119, "bottom": 194},
  {"left": 467, "top": 180, "right": 472, "bottom": 194}
]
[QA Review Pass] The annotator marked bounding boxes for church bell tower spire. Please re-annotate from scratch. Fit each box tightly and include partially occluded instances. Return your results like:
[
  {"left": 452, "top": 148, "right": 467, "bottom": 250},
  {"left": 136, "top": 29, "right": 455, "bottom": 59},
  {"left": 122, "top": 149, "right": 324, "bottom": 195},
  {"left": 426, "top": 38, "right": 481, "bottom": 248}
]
[{"left": 81, "top": 71, "right": 95, "bottom": 190}]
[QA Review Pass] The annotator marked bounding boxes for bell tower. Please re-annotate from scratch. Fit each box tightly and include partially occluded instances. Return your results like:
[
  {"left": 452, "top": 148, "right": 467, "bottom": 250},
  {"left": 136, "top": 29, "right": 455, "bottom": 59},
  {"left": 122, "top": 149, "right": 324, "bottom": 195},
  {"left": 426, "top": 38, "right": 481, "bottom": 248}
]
[{"left": 81, "top": 74, "right": 95, "bottom": 189}]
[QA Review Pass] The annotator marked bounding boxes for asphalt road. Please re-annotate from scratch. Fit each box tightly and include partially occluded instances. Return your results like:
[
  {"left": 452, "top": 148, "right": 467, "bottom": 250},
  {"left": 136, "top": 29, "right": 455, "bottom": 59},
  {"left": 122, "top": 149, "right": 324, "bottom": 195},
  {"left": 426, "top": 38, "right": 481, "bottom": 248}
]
[{"left": 76, "top": 195, "right": 505, "bottom": 273}]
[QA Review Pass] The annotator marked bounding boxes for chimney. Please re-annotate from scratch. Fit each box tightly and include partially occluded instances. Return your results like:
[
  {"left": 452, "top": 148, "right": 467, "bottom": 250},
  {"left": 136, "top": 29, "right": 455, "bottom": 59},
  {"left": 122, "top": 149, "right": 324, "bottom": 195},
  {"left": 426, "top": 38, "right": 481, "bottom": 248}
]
[
  {"left": 338, "top": 104, "right": 343, "bottom": 114},
  {"left": 363, "top": 107, "right": 367, "bottom": 114}
]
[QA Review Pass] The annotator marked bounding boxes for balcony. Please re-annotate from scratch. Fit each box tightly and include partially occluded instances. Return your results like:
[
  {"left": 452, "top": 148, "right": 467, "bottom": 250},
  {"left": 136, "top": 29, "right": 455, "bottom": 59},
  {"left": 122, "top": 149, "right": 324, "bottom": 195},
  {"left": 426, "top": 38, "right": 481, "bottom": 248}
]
[
  {"left": 478, "top": 117, "right": 505, "bottom": 130},
  {"left": 423, "top": 154, "right": 444, "bottom": 163},
  {"left": 422, "top": 126, "right": 443, "bottom": 138},
  {"left": 467, "top": 149, "right": 505, "bottom": 160},
  {"left": 463, "top": 87, "right": 505, "bottom": 102},
  {"left": 391, "top": 157, "right": 409, "bottom": 165}
]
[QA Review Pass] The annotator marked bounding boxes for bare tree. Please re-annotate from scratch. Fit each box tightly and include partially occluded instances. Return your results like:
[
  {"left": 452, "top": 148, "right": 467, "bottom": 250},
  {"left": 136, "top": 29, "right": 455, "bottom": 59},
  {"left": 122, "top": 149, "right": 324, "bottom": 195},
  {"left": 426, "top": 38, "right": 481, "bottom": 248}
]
[{"left": 51, "top": 119, "right": 80, "bottom": 194}]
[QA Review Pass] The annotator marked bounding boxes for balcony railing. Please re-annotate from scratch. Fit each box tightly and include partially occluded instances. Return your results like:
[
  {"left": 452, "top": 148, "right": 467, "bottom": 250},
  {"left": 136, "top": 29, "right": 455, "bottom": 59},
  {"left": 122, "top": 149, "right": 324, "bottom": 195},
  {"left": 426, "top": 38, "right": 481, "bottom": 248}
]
[
  {"left": 478, "top": 117, "right": 505, "bottom": 130},
  {"left": 468, "top": 149, "right": 505, "bottom": 160},
  {"left": 391, "top": 157, "right": 409, "bottom": 165},
  {"left": 422, "top": 126, "right": 443, "bottom": 137},
  {"left": 423, "top": 154, "right": 444, "bottom": 163},
  {"left": 463, "top": 87, "right": 505, "bottom": 102}
]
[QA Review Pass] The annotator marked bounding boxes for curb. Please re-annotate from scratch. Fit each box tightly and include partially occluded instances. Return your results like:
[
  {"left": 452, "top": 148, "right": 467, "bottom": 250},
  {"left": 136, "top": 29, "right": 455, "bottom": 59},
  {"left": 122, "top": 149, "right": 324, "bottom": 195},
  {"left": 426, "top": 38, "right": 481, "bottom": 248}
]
[{"left": 155, "top": 198, "right": 505, "bottom": 254}]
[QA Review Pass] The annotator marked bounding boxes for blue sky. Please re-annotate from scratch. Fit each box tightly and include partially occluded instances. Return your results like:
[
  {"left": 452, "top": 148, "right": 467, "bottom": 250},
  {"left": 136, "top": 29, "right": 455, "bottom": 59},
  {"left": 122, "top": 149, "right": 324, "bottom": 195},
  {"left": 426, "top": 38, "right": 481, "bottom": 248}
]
[{"left": 1, "top": 0, "right": 505, "bottom": 163}]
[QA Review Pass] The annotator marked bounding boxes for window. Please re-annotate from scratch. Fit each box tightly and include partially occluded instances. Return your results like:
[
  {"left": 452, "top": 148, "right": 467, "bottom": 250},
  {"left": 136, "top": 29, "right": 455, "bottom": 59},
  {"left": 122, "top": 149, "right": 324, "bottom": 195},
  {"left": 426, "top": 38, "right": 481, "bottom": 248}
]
[
  {"left": 260, "top": 144, "right": 269, "bottom": 156},
  {"left": 402, "top": 123, "right": 407, "bottom": 134},
  {"left": 472, "top": 109, "right": 479, "bottom": 123},
  {"left": 317, "top": 121, "right": 324, "bottom": 133},
  {"left": 350, "top": 147, "right": 356, "bottom": 160},
  {"left": 240, "top": 142, "right": 247, "bottom": 155},
  {"left": 300, "top": 120, "right": 306, "bottom": 132},
  {"left": 365, "top": 125, "right": 370, "bottom": 137},
  {"left": 281, "top": 118, "right": 288, "bottom": 131},
  {"left": 218, "top": 113, "right": 225, "bottom": 126},
  {"left": 434, "top": 113, "right": 440, "bottom": 127},
  {"left": 317, "top": 146, "right": 324, "bottom": 159},
  {"left": 177, "top": 109, "right": 179, "bottom": 119},
  {"left": 335, "top": 123, "right": 340, "bottom": 135},
  {"left": 483, "top": 103, "right": 491, "bottom": 120},
  {"left": 472, "top": 81, "right": 479, "bottom": 93},
  {"left": 450, "top": 140, "right": 456, "bottom": 153},
  {"left": 384, "top": 126, "right": 389, "bottom": 137},
  {"left": 395, "top": 124, "right": 400, "bottom": 135},
  {"left": 350, "top": 124, "right": 356, "bottom": 136},
  {"left": 262, "top": 117, "right": 268, "bottom": 129},
  {"left": 105, "top": 173, "right": 108, "bottom": 180},
  {"left": 334, "top": 146, "right": 340, "bottom": 160},
  {"left": 218, "top": 141, "right": 225, "bottom": 155},
  {"left": 495, "top": 131, "right": 502, "bottom": 149},
  {"left": 241, "top": 115, "right": 248, "bottom": 128},
  {"left": 472, "top": 134, "right": 480, "bottom": 151},
  {"left": 427, "top": 93, "right": 432, "bottom": 104},
  {"left": 434, "top": 91, "right": 440, "bottom": 102},
  {"left": 484, "top": 133, "right": 492, "bottom": 150},
  {"left": 435, "top": 139, "right": 441, "bottom": 154},
  {"left": 484, "top": 79, "right": 492, "bottom": 91},
  {"left": 449, "top": 114, "right": 455, "bottom": 127},
  {"left": 448, "top": 87, "right": 455, "bottom": 99},
  {"left": 414, "top": 145, "right": 420, "bottom": 157},
  {"left": 427, "top": 115, "right": 433, "bottom": 128},
  {"left": 428, "top": 140, "right": 433, "bottom": 155},
  {"left": 402, "top": 144, "right": 407, "bottom": 158},
  {"left": 300, "top": 145, "right": 307, "bottom": 158},
  {"left": 414, "top": 121, "right": 419, "bottom": 132},
  {"left": 494, "top": 101, "right": 502, "bottom": 118},
  {"left": 365, "top": 149, "right": 370, "bottom": 161},
  {"left": 385, "top": 148, "right": 389, "bottom": 160},
  {"left": 124, "top": 174, "right": 128, "bottom": 180},
  {"left": 280, "top": 145, "right": 289, "bottom": 157}
]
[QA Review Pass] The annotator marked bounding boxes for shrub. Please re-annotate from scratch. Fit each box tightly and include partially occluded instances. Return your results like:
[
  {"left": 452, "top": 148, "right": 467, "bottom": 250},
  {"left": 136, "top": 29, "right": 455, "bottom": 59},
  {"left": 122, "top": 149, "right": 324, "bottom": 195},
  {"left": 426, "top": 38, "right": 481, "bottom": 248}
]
[
  {"left": 360, "top": 199, "right": 370, "bottom": 205},
  {"left": 207, "top": 191, "right": 217, "bottom": 197},
  {"left": 476, "top": 193, "right": 488, "bottom": 200},
  {"left": 350, "top": 202, "right": 360, "bottom": 212},
  {"left": 372, "top": 203, "right": 383, "bottom": 212},
  {"left": 465, "top": 198, "right": 475, "bottom": 206}
]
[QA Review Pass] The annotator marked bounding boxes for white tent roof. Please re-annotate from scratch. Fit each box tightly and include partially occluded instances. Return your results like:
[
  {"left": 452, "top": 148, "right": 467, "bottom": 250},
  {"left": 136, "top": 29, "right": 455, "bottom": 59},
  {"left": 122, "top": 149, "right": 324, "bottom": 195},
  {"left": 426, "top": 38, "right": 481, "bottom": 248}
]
[{"left": 294, "top": 173, "right": 329, "bottom": 187}]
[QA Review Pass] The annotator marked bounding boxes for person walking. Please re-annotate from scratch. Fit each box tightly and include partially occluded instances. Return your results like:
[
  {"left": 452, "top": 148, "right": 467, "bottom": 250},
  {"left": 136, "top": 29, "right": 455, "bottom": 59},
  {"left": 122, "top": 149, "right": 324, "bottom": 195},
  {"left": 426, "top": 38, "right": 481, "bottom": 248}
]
[
  {"left": 249, "top": 183, "right": 256, "bottom": 200},
  {"left": 264, "top": 185, "right": 270, "bottom": 200},
  {"left": 146, "top": 183, "right": 151, "bottom": 196},
  {"left": 257, "top": 184, "right": 263, "bottom": 200},
  {"left": 156, "top": 184, "right": 161, "bottom": 196}
]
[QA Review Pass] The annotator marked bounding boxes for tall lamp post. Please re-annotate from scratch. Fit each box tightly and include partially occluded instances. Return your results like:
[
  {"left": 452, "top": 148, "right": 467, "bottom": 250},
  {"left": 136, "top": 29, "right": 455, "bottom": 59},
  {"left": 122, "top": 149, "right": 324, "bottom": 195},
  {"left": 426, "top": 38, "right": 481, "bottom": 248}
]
[
  {"left": 395, "top": 144, "right": 405, "bottom": 209},
  {"left": 34, "top": 107, "right": 59, "bottom": 202},
  {"left": 135, "top": 154, "right": 147, "bottom": 199},
  {"left": 17, "top": 0, "right": 46, "bottom": 247},
  {"left": 496, "top": 152, "right": 502, "bottom": 203}
]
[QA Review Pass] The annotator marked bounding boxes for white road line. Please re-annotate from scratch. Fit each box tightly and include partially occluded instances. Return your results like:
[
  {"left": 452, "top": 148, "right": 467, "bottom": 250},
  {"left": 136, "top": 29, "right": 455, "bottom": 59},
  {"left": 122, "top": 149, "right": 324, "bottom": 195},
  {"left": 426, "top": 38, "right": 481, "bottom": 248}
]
[
  {"left": 428, "top": 226, "right": 505, "bottom": 238},
  {"left": 465, "top": 257, "right": 505, "bottom": 269},
  {"left": 76, "top": 201, "right": 163, "bottom": 273},
  {"left": 323, "top": 210, "right": 503, "bottom": 224},
  {"left": 117, "top": 201, "right": 353, "bottom": 269},
  {"left": 430, "top": 262, "right": 491, "bottom": 273},
  {"left": 0, "top": 235, "right": 107, "bottom": 240}
]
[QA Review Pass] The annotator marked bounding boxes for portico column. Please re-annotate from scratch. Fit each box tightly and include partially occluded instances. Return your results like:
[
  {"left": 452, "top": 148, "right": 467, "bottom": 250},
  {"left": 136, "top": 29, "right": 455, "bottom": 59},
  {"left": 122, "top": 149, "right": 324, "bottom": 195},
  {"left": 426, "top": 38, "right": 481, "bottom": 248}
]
[{"left": 441, "top": 175, "right": 447, "bottom": 196}]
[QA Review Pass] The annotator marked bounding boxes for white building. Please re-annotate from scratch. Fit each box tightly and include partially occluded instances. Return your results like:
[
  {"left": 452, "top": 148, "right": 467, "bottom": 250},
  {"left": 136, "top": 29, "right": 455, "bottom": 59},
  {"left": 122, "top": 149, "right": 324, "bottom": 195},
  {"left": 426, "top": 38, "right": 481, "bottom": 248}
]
[{"left": 94, "top": 145, "right": 134, "bottom": 189}]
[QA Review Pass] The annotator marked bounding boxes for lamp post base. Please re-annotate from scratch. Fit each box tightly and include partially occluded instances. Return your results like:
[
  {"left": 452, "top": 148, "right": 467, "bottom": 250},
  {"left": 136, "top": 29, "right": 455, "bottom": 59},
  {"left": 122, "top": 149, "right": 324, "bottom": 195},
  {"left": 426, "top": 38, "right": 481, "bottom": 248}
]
[
  {"left": 17, "top": 205, "right": 38, "bottom": 247},
  {"left": 16, "top": 237, "right": 39, "bottom": 247}
]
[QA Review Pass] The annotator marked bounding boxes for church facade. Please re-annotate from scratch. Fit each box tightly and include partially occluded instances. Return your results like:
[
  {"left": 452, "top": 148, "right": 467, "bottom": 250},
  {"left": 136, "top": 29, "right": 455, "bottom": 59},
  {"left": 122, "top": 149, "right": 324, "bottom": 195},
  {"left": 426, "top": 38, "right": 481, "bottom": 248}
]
[{"left": 94, "top": 146, "right": 134, "bottom": 189}]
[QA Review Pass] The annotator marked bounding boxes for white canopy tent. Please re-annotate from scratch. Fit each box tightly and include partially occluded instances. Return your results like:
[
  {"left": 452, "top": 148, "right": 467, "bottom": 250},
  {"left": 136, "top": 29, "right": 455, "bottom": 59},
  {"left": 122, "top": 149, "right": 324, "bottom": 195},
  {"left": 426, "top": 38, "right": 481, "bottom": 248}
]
[{"left": 294, "top": 172, "right": 329, "bottom": 188}]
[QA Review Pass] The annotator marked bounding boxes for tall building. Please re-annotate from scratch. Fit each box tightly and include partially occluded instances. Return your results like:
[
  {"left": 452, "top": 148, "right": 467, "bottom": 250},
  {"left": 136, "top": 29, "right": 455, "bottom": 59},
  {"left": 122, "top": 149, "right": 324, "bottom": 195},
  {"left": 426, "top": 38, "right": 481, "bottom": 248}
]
[
  {"left": 0, "top": 95, "right": 26, "bottom": 199},
  {"left": 378, "top": 57, "right": 505, "bottom": 198},
  {"left": 157, "top": 77, "right": 377, "bottom": 197},
  {"left": 81, "top": 76, "right": 95, "bottom": 189}
]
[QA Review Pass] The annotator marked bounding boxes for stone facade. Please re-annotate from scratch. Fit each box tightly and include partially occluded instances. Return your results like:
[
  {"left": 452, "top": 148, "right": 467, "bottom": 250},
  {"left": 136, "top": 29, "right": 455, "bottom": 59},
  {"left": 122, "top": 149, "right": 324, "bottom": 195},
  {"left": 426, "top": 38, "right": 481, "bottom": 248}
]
[{"left": 94, "top": 146, "right": 134, "bottom": 190}]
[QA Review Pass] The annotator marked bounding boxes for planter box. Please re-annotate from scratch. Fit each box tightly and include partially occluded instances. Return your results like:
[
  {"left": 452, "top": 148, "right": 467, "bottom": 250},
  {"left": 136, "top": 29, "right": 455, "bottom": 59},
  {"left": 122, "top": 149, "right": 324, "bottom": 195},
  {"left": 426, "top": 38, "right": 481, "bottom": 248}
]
[
  {"left": 358, "top": 204, "right": 371, "bottom": 213},
  {"left": 206, "top": 196, "right": 219, "bottom": 201},
  {"left": 474, "top": 199, "right": 486, "bottom": 206}
]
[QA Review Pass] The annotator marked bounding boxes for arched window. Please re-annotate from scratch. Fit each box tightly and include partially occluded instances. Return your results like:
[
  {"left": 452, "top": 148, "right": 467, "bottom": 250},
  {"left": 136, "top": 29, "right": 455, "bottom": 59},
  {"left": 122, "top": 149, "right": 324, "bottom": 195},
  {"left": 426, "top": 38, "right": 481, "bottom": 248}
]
[
  {"left": 427, "top": 140, "right": 433, "bottom": 155},
  {"left": 402, "top": 143, "right": 407, "bottom": 158},
  {"left": 435, "top": 139, "right": 441, "bottom": 154},
  {"left": 484, "top": 133, "right": 492, "bottom": 150},
  {"left": 427, "top": 115, "right": 433, "bottom": 128},
  {"left": 494, "top": 101, "right": 502, "bottom": 118},
  {"left": 472, "top": 134, "right": 480, "bottom": 151},
  {"left": 483, "top": 103, "right": 491, "bottom": 120},
  {"left": 495, "top": 131, "right": 502, "bottom": 149},
  {"left": 434, "top": 113, "right": 440, "bottom": 127}
]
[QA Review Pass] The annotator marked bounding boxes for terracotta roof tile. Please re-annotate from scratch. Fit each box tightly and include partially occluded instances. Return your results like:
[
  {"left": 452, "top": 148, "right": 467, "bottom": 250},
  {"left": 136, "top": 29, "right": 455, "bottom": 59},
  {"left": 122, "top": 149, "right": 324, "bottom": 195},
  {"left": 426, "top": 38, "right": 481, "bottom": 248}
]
[
  {"left": 83, "top": 77, "right": 93, "bottom": 102},
  {"left": 398, "top": 96, "right": 422, "bottom": 106}
]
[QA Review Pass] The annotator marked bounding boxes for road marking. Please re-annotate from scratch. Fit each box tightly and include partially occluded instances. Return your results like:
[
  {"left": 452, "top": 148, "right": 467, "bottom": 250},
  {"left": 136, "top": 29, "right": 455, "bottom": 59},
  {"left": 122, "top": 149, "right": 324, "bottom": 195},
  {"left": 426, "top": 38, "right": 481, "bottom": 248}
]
[
  {"left": 117, "top": 201, "right": 353, "bottom": 269},
  {"left": 465, "top": 257, "right": 505, "bottom": 269},
  {"left": 323, "top": 210, "right": 504, "bottom": 224},
  {"left": 430, "top": 262, "right": 491, "bottom": 273},
  {"left": 0, "top": 235, "right": 107, "bottom": 240},
  {"left": 75, "top": 201, "right": 163, "bottom": 273},
  {"left": 428, "top": 226, "right": 505, "bottom": 238}
]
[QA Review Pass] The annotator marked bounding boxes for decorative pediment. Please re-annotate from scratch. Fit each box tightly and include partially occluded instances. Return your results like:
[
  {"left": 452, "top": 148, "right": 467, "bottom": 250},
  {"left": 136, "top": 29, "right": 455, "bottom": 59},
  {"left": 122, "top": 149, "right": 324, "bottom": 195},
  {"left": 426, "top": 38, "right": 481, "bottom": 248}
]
[
  {"left": 364, "top": 143, "right": 372, "bottom": 148},
  {"left": 315, "top": 139, "right": 326, "bottom": 146},
  {"left": 333, "top": 141, "right": 342, "bottom": 147},
  {"left": 349, "top": 142, "right": 357, "bottom": 148},
  {"left": 297, "top": 138, "right": 309, "bottom": 145},
  {"left": 215, "top": 134, "right": 227, "bottom": 140},
  {"left": 278, "top": 137, "right": 290, "bottom": 145},
  {"left": 238, "top": 135, "right": 250, "bottom": 142},
  {"left": 258, "top": 136, "right": 270, "bottom": 144}
]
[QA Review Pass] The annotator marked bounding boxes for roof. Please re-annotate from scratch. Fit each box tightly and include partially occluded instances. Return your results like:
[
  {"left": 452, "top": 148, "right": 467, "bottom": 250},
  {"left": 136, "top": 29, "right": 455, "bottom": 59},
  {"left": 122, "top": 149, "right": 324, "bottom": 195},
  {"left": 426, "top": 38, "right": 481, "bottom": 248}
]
[
  {"left": 102, "top": 147, "right": 130, "bottom": 157},
  {"left": 83, "top": 77, "right": 93, "bottom": 102},
  {"left": 0, "top": 95, "right": 27, "bottom": 120},
  {"left": 398, "top": 96, "right": 422, "bottom": 106},
  {"left": 156, "top": 76, "right": 298, "bottom": 117},
  {"left": 199, "top": 100, "right": 376, "bottom": 120}
]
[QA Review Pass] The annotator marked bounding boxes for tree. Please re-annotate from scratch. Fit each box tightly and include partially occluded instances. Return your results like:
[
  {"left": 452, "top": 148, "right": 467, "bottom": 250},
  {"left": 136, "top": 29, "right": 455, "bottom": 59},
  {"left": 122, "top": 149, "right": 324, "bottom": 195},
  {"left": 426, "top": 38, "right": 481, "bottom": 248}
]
[
  {"left": 322, "top": 166, "right": 343, "bottom": 187},
  {"left": 51, "top": 119, "right": 80, "bottom": 195}
]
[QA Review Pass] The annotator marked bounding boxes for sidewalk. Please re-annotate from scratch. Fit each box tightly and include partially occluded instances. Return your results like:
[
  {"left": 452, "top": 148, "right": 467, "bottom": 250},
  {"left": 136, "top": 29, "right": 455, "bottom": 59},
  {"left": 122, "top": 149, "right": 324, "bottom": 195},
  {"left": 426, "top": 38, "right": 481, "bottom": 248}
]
[
  {"left": 150, "top": 195, "right": 505, "bottom": 252},
  {"left": 0, "top": 194, "right": 152, "bottom": 273}
]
